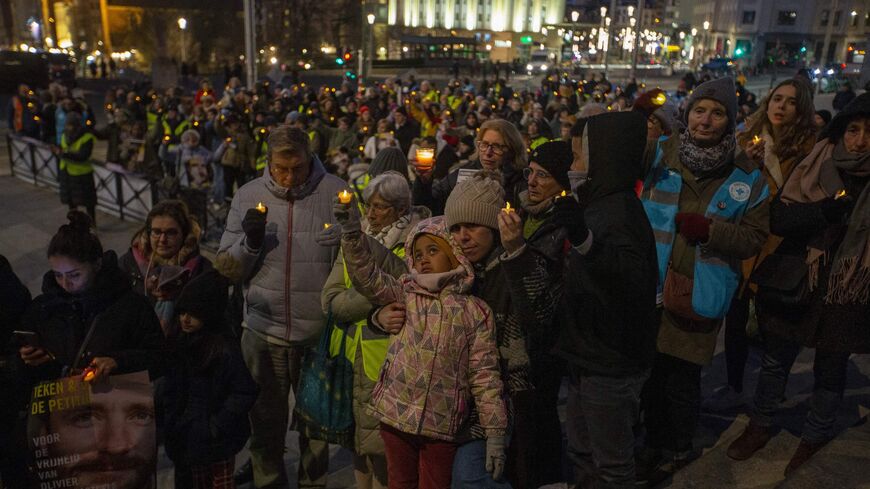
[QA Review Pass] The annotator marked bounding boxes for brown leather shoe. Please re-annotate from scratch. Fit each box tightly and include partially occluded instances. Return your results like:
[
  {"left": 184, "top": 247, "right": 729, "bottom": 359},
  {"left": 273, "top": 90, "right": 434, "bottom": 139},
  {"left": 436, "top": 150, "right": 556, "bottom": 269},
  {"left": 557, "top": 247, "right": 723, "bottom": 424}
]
[
  {"left": 784, "top": 440, "right": 826, "bottom": 477},
  {"left": 726, "top": 422, "right": 772, "bottom": 461}
]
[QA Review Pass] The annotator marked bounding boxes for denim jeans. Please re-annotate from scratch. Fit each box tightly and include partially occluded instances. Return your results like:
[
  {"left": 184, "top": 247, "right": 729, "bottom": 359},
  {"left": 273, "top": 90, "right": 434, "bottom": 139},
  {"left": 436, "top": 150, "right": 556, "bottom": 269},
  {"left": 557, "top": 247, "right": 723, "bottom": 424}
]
[
  {"left": 567, "top": 367, "right": 650, "bottom": 489},
  {"left": 751, "top": 327, "right": 850, "bottom": 444},
  {"left": 451, "top": 440, "right": 513, "bottom": 489}
]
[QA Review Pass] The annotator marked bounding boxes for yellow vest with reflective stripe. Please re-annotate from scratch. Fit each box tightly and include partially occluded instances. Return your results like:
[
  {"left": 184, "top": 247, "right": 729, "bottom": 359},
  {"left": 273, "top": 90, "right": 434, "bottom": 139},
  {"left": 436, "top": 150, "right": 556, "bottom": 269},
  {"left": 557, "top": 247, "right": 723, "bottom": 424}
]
[
  {"left": 60, "top": 132, "right": 96, "bottom": 176},
  {"left": 146, "top": 111, "right": 159, "bottom": 132},
  {"left": 329, "top": 244, "right": 405, "bottom": 381}
]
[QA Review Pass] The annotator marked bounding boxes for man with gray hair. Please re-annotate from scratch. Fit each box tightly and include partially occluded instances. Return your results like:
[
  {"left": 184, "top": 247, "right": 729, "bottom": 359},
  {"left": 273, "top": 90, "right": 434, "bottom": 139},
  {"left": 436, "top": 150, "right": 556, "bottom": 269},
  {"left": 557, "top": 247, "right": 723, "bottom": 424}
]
[{"left": 218, "top": 125, "right": 346, "bottom": 489}]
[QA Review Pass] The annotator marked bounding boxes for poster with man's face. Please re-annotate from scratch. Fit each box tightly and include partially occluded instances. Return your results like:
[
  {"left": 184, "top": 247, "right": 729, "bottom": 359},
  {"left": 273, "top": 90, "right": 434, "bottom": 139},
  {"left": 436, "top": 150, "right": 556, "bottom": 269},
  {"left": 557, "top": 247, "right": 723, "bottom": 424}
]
[{"left": 27, "top": 371, "right": 157, "bottom": 489}]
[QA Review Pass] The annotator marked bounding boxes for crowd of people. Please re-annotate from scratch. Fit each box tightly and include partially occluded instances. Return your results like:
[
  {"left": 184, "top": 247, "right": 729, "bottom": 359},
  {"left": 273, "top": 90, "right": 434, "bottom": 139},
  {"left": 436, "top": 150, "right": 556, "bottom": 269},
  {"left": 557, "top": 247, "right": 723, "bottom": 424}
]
[{"left": 2, "top": 66, "right": 869, "bottom": 489}]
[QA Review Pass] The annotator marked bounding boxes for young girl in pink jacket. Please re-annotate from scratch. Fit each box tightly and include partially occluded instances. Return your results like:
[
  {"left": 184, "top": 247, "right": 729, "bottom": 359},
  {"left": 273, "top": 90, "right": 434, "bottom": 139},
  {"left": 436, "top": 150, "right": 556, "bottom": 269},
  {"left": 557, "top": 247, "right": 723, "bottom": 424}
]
[{"left": 334, "top": 196, "right": 508, "bottom": 489}]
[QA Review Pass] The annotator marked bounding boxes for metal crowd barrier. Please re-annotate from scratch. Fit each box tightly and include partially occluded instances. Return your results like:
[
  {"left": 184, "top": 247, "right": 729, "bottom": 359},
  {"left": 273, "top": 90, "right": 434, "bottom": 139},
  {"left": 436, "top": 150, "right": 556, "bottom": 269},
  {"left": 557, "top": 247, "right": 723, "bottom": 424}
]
[{"left": 6, "top": 133, "right": 157, "bottom": 222}]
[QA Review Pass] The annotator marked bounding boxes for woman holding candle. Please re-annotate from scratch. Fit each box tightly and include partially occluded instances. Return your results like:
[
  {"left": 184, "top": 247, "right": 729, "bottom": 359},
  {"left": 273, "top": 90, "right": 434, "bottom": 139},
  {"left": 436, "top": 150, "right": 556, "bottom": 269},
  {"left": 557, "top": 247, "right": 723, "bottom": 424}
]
[
  {"left": 321, "top": 172, "right": 431, "bottom": 489},
  {"left": 412, "top": 119, "right": 527, "bottom": 216},
  {"left": 705, "top": 79, "right": 818, "bottom": 410},
  {"left": 728, "top": 93, "right": 870, "bottom": 474}
]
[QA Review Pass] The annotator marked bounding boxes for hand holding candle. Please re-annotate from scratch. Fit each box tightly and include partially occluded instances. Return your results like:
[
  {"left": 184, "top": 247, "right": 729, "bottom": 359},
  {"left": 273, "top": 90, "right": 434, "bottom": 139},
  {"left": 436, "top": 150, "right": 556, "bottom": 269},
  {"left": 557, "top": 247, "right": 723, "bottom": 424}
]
[
  {"left": 256, "top": 202, "right": 267, "bottom": 213},
  {"left": 502, "top": 201, "right": 514, "bottom": 213},
  {"left": 338, "top": 190, "right": 352, "bottom": 204}
]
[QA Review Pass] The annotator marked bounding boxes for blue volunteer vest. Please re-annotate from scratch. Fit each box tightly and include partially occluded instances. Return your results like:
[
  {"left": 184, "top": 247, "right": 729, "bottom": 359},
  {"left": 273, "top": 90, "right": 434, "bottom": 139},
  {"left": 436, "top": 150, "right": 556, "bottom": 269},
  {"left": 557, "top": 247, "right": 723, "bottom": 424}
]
[{"left": 641, "top": 138, "right": 769, "bottom": 319}]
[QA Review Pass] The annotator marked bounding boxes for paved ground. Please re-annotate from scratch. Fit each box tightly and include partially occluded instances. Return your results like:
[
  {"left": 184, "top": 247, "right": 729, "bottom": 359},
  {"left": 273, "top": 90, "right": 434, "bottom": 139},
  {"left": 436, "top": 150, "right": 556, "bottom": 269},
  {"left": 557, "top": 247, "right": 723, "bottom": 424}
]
[{"left": 2, "top": 78, "right": 869, "bottom": 488}]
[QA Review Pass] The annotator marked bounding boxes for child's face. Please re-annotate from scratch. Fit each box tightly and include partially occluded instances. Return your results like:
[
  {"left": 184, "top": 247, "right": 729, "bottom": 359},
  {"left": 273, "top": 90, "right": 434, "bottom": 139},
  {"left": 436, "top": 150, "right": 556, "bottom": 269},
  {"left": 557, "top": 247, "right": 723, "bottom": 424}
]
[
  {"left": 412, "top": 235, "right": 454, "bottom": 274},
  {"left": 179, "top": 313, "right": 204, "bottom": 334}
]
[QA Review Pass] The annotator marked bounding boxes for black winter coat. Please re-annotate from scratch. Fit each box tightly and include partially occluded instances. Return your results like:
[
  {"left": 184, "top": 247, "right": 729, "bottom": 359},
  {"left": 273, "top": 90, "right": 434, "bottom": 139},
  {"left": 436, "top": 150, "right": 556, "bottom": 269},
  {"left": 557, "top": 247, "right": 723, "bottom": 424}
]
[
  {"left": 555, "top": 112, "right": 658, "bottom": 377},
  {"left": 19, "top": 252, "right": 165, "bottom": 383},
  {"left": 758, "top": 175, "right": 870, "bottom": 353},
  {"left": 163, "top": 336, "right": 258, "bottom": 466}
]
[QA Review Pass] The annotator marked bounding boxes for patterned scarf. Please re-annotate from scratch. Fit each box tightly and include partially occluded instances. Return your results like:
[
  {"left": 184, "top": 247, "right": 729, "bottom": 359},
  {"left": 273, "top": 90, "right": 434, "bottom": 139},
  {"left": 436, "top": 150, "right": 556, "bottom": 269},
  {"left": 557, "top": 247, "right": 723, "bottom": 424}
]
[{"left": 679, "top": 129, "right": 736, "bottom": 176}]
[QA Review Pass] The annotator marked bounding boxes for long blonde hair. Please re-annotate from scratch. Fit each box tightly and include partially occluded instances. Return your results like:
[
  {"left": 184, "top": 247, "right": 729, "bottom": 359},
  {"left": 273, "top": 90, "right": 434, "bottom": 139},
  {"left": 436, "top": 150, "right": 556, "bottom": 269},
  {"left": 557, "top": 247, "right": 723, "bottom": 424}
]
[
  {"left": 737, "top": 79, "right": 817, "bottom": 162},
  {"left": 475, "top": 119, "right": 528, "bottom": 171}
]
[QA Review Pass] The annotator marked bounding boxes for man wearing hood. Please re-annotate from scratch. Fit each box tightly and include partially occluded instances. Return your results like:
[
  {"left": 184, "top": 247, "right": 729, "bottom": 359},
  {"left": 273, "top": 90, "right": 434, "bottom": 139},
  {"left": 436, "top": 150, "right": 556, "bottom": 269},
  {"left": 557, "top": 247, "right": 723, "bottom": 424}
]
[
  {"left": 533, "top": 112, "right": 658, "bottom": 488},
  {"left": 637, "top": 77, "right": 770, "bottom": 480},
  {"left": 218, "top": 125, "right": 346, "bottom": 489}
]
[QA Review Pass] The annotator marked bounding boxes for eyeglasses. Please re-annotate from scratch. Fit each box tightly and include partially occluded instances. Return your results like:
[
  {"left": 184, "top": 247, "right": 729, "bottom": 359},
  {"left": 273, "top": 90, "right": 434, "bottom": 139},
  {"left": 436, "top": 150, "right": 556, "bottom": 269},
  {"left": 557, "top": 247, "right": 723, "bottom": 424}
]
[
  {"left": 523, "top": 167, "right": 554, "bottom": 181},
  {"left": 150, "top": 228, "right": 181, "bottom": 239},
  {"left": 477, "top": 141, "right": 509, "bottom": 156}
]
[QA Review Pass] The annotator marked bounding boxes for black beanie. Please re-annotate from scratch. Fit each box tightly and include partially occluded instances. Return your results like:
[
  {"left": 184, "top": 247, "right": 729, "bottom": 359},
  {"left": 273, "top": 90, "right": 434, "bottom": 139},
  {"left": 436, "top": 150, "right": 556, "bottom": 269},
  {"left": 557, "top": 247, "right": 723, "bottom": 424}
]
[
  {"left": 369, "top": 147, "right": 409, "bottom": 181},
  {"left": 175, "top": 269, "right": 229, "bottom": 330},
  {"left": 530, "top": 140, "right": 572, "bottom": 191}
]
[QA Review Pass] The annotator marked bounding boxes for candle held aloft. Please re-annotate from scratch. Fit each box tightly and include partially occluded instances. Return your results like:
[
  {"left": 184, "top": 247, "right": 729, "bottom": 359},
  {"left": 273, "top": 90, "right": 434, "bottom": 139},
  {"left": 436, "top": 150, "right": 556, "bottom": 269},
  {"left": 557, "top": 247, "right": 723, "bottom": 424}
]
[
  {"left": 256, "top": 202, "right": 267, "bottom": 213},
  {"left": 752, "top": 135, "right": 761, "bottom": 145},
  {"left": 416, "top": 148, "right": 435, "bottom": 171},
  {"left": 324, "top": 223, "right": 332, "bottom": 229},
  {"left": 338, "top": 190, "right": 352, "bottom": 204},
  {"left": 502, "top": 202, "right": 514, "bottom": 213}
]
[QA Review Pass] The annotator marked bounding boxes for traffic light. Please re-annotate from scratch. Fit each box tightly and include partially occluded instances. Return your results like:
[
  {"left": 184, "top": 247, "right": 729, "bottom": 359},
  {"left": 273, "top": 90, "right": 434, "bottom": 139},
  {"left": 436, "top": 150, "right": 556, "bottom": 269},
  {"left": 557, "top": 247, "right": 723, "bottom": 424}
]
[
  {"left": 345, "top": 70, "right": 357, "bottom": 80},
  {"left": 343, "top": 50, "right": 353, "bottom": 62},
  {"left": 335, "top": 56, "right": 344, "bottom": 65}
]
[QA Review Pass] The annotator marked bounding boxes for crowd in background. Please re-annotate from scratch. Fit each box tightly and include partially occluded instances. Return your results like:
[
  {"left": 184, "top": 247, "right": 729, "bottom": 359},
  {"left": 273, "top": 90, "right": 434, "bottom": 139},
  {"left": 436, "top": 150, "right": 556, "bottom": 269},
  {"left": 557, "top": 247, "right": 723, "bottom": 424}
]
[{"left": 2, "top": 65, "right": 869, "bottom": 489}]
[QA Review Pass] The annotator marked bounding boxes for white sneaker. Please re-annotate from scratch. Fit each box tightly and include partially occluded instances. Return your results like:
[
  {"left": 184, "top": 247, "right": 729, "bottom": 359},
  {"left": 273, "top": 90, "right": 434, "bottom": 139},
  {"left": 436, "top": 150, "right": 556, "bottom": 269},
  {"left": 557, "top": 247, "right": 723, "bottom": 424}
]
[{"left": 702, "top": 384, "right": 746, "bottom": 412}]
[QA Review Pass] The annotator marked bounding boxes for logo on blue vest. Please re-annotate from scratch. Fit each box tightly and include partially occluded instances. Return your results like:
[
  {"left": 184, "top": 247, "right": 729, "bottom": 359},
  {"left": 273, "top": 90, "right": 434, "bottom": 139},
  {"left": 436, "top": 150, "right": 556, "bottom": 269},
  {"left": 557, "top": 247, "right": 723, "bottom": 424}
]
[{"left": 728, "top": 182, "right": 751, "bottom": 202}]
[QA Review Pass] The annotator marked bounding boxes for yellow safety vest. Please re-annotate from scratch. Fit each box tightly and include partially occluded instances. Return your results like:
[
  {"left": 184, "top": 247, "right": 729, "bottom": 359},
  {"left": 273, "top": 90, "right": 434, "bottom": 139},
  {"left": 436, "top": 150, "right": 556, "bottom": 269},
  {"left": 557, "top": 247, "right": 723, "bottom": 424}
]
[
  {"left": 329, "top": 244, "right": 405, "bottom": 381},
  {"left": 60, "top": 132, "right": 96, "bottom": 176},
  {"left": 255, "top": 139, "right": 268, "bottom": 171},
  {"left": 163, "top": 119, "right": 191, "bottom": 151},
  {"left": 146, "top": 111, "right": 160, "bottom": 132}
]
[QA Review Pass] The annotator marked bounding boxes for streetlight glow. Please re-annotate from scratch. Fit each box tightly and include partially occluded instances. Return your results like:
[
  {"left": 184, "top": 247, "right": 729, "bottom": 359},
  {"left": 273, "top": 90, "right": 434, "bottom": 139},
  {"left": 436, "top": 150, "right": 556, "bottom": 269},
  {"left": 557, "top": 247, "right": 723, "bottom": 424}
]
[
  {"left": 703, "top": 20, "right": 710, "bottom": 30},
  {"left": 571, "top": 11, "right": 579, "bottom": 22},
  {"left": 367, "top": 13, "right": 375, "bottom": 25},
  {"left": 177, "top": 17, "right": 187, "bottom": 30}
]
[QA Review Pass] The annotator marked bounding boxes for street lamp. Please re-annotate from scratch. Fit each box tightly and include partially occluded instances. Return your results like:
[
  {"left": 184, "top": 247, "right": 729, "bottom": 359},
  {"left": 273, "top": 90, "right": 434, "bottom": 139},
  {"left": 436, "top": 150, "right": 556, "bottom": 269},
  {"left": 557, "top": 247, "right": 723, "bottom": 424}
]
[
  {"left": 571, "top": 11, "right": 579, "bottom": 23},
  {"left": 177, "top": 17, "right": 187, "bottom": 63},
  {"left": 367, "top": 13, "right": 375, "bottom": 25}
]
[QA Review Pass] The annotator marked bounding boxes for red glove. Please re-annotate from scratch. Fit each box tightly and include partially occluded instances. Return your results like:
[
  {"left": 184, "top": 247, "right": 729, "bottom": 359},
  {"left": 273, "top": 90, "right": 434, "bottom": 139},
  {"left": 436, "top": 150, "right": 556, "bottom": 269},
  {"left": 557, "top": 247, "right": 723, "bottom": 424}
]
[{"left": 675, "top": 212, "right": 711, "bottom": 244}]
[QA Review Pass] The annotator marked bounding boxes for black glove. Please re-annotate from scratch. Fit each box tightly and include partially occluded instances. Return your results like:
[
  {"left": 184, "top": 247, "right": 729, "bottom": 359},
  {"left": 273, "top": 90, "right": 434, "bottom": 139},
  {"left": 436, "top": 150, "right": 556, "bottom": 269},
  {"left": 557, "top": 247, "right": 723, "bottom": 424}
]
[
  {"left": 820, "top": 196, "right": 852, "bottom": 224},
  {"left": 553, "top": 194, "right": 589, "bottom": 246},
  {"left": 242, "top": 207, "right": 267, "bottom": 249}
]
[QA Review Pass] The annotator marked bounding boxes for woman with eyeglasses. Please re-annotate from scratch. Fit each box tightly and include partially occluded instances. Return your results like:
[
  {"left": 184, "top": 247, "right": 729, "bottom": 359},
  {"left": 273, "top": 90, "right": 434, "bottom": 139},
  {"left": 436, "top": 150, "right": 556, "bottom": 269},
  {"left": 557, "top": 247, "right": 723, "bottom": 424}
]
[
  {"left": 119, "top": 199, "right": 213, "bottom": 334},
  {"left": 495, "top": 140, "right": 572, "bottom": 487},
  {"left": 411, "top": 119, "right": 527, "bottom": 216}
]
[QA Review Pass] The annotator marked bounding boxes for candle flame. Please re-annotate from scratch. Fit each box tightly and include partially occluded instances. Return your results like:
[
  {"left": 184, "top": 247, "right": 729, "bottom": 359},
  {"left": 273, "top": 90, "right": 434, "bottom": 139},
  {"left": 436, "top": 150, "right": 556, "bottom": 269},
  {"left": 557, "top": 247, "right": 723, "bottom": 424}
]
[
  {"left": 753, "top": 135, "right": 761, "bottom": 144},
  {"left": 835, "top": 189, "right": 847, "bottom": 200},
  {"left": 653, "top": 92, "right": 667, "bottom": 105},
  {"left": 503, "top": 202, "right": 513, "bottom": 213},
  {"left": 560, "top": 190, "right": 567, "bottom": 197},
  {"left": 338, "top": 190, "right": 352, "bottom": 204},
  {"left": 324, "top": 223, "right": 332, "bottom": 229},
  {"left": 256, "top": 202, "right": 267, "bottom": 213}
]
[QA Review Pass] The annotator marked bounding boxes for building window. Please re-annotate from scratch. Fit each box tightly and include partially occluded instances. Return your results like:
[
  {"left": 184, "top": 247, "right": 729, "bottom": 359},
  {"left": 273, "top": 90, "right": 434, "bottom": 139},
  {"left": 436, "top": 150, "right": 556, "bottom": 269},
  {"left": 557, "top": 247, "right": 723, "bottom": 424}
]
[
  {"left": 833, "top": 10, "right": 841, "bottom": 26},
  {"left": 820, "top": 10, "right": 829, "bottom": 26},
  {"left": 742, "top": 11, "right": 755, "bottom": 24},
  {"left": 777, "top": 10, "right": 797, "bottom": 25}
]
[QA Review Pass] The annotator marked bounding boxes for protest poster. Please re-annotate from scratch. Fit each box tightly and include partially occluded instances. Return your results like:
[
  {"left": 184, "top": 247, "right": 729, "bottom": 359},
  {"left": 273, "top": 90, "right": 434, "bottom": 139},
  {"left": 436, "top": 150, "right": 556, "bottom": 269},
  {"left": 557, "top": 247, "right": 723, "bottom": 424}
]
[{"left": 26, "top": 371, "right": 157, "bottom": 489}]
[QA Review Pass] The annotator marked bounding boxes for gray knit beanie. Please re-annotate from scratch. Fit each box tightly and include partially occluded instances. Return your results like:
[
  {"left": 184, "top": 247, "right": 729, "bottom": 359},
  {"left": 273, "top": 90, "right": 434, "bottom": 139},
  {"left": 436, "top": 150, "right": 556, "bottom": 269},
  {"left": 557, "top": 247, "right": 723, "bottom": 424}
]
[
  {"left": 369, "top": 147, "right": 409, "bottom": 180},
  {"left": 445, "top": 170, "right": 505, "bottom": 230},
  {"left": 684, "top": 77, "right": 737, "bottom": 133}
]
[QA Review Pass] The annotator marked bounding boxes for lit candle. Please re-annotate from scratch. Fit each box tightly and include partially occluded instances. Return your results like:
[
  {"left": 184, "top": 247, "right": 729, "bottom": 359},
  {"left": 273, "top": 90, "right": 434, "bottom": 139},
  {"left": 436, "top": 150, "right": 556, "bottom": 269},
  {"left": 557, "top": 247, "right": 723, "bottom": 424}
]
[
  {"left": 163, "top": 135, "right": 171, "bottom": 142},
  {"left": 835, "top": 189, "right": 847, "bottom": 200},
  {"left": 225, "top": 137, "right": 232, "bottom": 143},
  {"left": 415, "top": 148, "right": 435, "bottom": 171},
  {"left": 752, "top": 135, "right": 761, "bottom": 145},
  {"left": 324, "top": 223, "right": 332, "bottom": 229},
  {"left": 82, "top": 367, "right": 96, "bottom": 382},
  {"left": 256, "top": 202, "right": 267, "bottom": 213},
  {"left": 556, "top": 190, "right": 568, "bottom": 200},
  {"left": 338, "top": 190, "right": 352, "bottom": 204},
  {"left": 653, "top": 92, "right": 667, "bottom": 105},
  {"left": 503, "top": 202, "right": 514, "bottom": 213}
]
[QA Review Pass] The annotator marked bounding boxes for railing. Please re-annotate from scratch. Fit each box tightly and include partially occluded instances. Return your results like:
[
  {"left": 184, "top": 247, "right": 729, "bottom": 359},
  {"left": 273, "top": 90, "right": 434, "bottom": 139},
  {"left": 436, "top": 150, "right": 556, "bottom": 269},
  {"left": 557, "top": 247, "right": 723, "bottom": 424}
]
[
  {"left": 6, "top": 133, "right": 227, "bottom": 250},
  {"left": 6, "top": 133, "right": 157, "bottom": 222}
]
